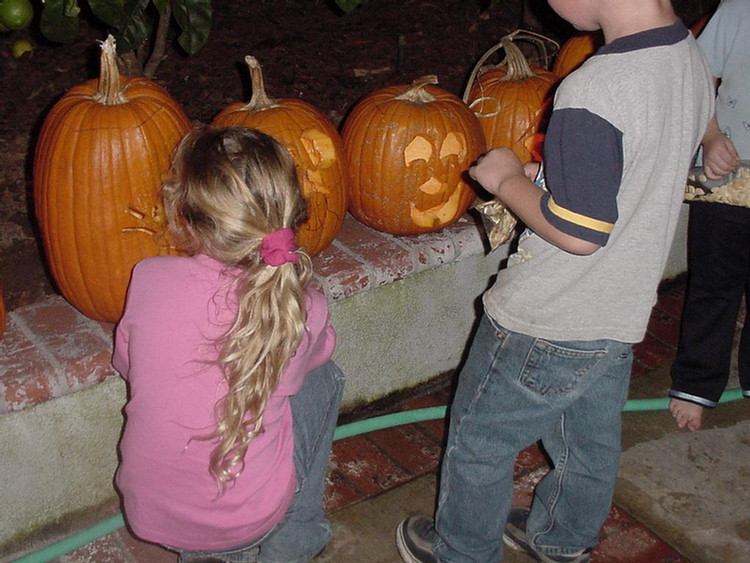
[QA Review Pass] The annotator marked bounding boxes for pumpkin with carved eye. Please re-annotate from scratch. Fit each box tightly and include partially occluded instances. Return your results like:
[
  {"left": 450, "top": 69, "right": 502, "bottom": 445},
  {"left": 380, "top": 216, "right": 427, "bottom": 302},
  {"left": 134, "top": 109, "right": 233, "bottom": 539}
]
[
  {"left": 466, "top": 37, "right": 557, "bottom": 165},
  {"left": 212, "top": 56, "right": 347, "bottom": 256},
  {"left": 33, "top": 36, "right": 191, "bottom": 323},
  {"left": 342, "top": 75, "right": 485, "bottom": 235}
]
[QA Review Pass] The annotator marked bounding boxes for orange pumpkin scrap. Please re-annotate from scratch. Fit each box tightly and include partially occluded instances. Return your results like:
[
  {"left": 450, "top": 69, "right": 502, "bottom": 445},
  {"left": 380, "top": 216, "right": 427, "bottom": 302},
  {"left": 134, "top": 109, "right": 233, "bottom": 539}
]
[
  {"left": 689, "top": 13, "right": 711, "bottom": 37},
  {"left": 33, "top": 36, "right": 191, "bottom": 323},
  {"left": 466, "top": 37, "right": 557, "bottom": 164},
  {"left": 342, "top": 75, "right": 485, "bottom": 235},
  {"left": 212, "top": 56, "right": 348, "bottom": 256},
  {"left": 552, "top": 31, "right": 604, "bottom": 78}
]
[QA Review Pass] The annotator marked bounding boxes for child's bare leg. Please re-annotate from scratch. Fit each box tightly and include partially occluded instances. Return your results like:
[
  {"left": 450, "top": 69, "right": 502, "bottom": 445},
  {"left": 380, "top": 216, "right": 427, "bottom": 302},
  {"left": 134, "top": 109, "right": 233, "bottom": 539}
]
[{"left": 669, "top": 398, "right": 704, "bottom": 431}]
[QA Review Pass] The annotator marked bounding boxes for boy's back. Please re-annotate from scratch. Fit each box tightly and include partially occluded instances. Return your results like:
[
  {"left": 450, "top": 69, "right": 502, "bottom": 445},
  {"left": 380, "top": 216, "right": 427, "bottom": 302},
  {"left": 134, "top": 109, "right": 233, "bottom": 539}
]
[{"left": 483, "top": 22, "right": 714, "bottom": 343}]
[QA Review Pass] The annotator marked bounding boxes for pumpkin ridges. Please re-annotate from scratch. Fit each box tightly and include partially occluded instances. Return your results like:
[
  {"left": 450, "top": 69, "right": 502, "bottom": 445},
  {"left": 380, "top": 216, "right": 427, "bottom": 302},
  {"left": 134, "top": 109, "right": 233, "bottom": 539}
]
[
  {"left": 235, "top": 100, "right": 347, "bottom": 247},
  {"left": 213, "top": 71, "right": 348, "bottom": 255},
  {"left": 34, "top": 37, "right": 190, "bottom": 321},
  {"left": 343, "top": 78, "right": 484, "bottom": 234}
]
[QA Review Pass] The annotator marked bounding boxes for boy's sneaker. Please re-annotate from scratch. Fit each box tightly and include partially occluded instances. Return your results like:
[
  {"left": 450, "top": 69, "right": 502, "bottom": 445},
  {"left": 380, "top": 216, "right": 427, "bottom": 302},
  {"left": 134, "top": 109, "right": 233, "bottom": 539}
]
[
  {"left": 503, "top": 507, "right": 592, "bottom": 563},
  {"left": 395, "top": 515, "right": 438, "bottom": 563}
]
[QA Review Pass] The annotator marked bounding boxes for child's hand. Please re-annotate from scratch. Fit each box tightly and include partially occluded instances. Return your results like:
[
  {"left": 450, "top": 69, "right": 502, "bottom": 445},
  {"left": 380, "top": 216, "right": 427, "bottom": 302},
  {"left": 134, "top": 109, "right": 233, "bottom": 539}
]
[
  {"left": 468, "top": 148, "right": 525, "bottom": 200},
  {"left": 523, "top": 162, "right": 541, "bottom": 182},
  {"left": 702, "top": 126, "right": 740, "bottom": 180}
]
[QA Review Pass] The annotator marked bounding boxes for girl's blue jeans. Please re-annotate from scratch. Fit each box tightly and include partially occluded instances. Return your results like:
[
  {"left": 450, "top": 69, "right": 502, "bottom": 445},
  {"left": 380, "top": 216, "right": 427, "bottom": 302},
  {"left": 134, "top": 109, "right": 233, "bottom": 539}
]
[
  {"left": 174, "top": 360, "right": 345, "bottom": 563},
  {"left": 434, "top": 314, "right": 633, "bottom": 563}
]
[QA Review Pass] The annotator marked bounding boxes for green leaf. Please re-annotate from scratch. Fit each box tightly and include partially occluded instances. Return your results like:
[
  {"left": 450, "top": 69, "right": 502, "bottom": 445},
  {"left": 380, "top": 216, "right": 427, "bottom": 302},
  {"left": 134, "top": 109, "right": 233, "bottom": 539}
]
[
  {"left": 335, "top": 0, "right": 363, "bottom": 13},
  {"left": 172, "top": 0, "right": 211, "bottom": 55},
  {"left": 152, "top": 0, "right": 168, "bottom": 15},
  {"left": 88, "top": 0, "right": 127, "bottom": 28},
  {"left": 63, "top": 0, "right": 81, "bottom": 18},
  {"left": 40, "top": 0, "right": 80, "bottom": 43},
  {"left": 89, "top": 0, "right": 150, "bottom": 53}
]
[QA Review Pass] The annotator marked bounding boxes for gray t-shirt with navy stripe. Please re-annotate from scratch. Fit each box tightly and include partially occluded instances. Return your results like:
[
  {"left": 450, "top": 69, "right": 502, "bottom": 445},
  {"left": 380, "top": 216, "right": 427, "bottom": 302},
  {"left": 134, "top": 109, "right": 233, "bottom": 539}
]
[{"left": 483, "top": 22, "right": 713, "bottom": 343}]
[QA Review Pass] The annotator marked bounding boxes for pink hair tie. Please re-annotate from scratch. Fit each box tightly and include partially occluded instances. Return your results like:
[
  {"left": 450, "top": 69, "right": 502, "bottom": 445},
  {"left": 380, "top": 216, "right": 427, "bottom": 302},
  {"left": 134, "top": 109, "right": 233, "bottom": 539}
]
[{"left": 260, "top": 228, "right": 299, "bottom": 267}]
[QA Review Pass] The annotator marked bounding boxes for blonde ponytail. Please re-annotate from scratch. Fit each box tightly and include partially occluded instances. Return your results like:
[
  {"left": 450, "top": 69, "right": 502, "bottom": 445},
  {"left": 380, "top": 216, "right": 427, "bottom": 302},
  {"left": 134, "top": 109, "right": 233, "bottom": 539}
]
[{"left": 162, "top": 126, "right": 313, "bottom": 493}]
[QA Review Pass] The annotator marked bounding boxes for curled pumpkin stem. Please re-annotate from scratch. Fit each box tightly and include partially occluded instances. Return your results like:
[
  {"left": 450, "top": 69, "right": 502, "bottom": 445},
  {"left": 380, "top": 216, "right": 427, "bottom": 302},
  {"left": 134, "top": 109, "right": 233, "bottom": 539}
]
[{"left": 462, "top": 29, "right": 559, "bottom": 103}]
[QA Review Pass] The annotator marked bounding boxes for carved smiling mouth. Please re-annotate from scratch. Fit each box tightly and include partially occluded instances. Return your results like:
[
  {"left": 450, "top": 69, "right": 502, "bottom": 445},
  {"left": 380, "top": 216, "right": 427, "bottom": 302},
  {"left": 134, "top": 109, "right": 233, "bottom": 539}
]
[{"left": 404, "top": 132, "right": 469, "bottom": 228}]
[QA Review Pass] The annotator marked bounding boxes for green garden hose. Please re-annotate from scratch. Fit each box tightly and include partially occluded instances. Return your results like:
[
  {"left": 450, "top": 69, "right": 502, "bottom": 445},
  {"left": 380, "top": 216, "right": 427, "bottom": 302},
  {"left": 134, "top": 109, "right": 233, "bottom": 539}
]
[{"left": 11, "top": 388, "right": 746, "bottom": 563}]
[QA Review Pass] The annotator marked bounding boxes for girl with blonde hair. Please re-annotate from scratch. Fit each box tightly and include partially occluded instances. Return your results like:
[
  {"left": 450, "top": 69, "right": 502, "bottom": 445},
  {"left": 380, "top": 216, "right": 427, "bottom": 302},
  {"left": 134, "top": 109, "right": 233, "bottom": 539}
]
[{"left": 113, "top": 126, "right": 344, "bottom": 563}]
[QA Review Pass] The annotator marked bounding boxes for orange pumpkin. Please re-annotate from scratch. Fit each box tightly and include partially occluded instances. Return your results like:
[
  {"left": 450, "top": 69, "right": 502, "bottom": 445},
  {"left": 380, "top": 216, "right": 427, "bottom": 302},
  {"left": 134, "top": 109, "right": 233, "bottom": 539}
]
[
  {"left": 689, "top": 13, "right": 711, "bottom": 37},
  {"left": 552, "top": 31, "right": 604, "bottom": 78},
  {"left": 34, "top": 36, "right": 191, "bottom": 323},
  {"left": 342, "top": 75, "right": 485, "bottom": 235},
  {"left": 466, "top": 37, "right": 557, "bottom": 164},
  {"left": 212, "top": 56, "right": 347, "bottom": 256}
]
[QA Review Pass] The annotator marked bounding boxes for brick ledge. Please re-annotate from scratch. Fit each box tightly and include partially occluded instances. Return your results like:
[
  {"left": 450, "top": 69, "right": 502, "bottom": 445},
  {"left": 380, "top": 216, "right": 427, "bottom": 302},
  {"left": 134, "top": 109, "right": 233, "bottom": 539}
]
[{"left": 0, "top": 213, "right": 490, "bottom": 415}]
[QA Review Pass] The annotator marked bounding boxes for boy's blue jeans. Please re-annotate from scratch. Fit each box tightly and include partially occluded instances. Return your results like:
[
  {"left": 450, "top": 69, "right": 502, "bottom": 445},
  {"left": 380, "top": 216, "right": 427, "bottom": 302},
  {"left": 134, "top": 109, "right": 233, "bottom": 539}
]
[
  {"left": 434, "top": 314, "right": 633, "bottom": 563},
  {"left": 174, "top": 360, "right": 345, "bottom": 563}
]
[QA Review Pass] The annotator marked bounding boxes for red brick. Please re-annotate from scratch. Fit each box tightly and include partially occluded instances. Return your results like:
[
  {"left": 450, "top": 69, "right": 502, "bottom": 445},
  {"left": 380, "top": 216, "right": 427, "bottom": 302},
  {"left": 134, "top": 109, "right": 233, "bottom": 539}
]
[
  {"left": 366, "top": 424, "right": 442, "bottom": 476},
  {"left": 632, "top": 335, "right": 675, "bottom": 370},
  {"left": 511, "top": 464, "right": 547, "bottom": 508},
  {"left": 600, "top": 505, "right": 637, "bottom": 538},
  {"left": 324, "top": 467, "right": 366, "bottom": 512},
  {"left": 12, "top": 296, "right": 116, "bottom": 395},
  {"left": 401, "top": 394, "right": 449, "bottom": 442},
  {"left": 312, "top": 244, "right": 371, "bottom": 300},
  {"left": 594, "top": 521, "right": 684, "bottom": 563},
  {"left": 441, "top": 215, "right": 488, "bottom": 257},
  {"left": 653, "top": 284, "right": 686, "bottom": 320},
  {"left": 644, "top": 308, "right": 681, "bottom": 351},
  {"left": 630, "top": 359, "right": 648, "bottom": 379},
  {"left": 333, "top": 216, "right": 415, "bottom": 285},
  {"left": 390, "top": 230, "right": 458, "bottom": 269},
  {"left": 514, "top": 444, "right": 549, "bottom": 475},
  {"left": 118, "top": 527, "right": 177, "bottom": 563},
  {"left": 0, "top": 319, "right": 58, "bottom": 413},
  {"left": 60, "top": 533, "right": 129, "bottom": 563},
  {"left": 330, "top": 435, "right": 412, "bottom": 496}
]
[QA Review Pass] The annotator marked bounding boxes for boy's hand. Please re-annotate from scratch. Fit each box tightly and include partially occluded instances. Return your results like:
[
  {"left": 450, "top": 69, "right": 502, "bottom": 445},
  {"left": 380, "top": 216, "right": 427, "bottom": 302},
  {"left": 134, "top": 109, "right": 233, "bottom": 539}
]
[
  {"left": 523, "top": 162, "right": 541, "bottom": 182},
  {"left": 469, "top": 148, "right": 525, "bottom": 200},
  {"left": 702, "top": 121, "right": 740, "bottom": 180}
]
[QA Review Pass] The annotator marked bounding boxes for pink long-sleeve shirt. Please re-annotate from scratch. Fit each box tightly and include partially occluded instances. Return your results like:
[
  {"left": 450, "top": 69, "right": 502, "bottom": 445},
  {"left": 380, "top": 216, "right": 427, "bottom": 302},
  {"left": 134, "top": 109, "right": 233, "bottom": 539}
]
[{"left": 113, "top": 254, "right": 336, "bottom": 550}]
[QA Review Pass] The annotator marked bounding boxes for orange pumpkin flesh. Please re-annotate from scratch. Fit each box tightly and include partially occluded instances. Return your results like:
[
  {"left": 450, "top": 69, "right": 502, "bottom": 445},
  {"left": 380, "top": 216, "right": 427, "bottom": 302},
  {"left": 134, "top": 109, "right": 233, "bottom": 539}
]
[
  {"left": 34, "top": 36, "right": 191, "bottom": 322},
  {"left": 212, "top": 56, "right": 347, "bottom": 256},
  {"left": 466, "top": 39, "right": 557, "bottom": 164},
  {"left": 342, "top": 75, "right": 485, "bottom": 235}
]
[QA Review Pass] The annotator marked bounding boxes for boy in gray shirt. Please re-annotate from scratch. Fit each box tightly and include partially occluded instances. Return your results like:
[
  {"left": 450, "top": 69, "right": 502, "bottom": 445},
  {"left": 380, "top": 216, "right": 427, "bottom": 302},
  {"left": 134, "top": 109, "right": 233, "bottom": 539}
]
[{"left": 396, "top": 0, "right": 714, "bottom": 562}]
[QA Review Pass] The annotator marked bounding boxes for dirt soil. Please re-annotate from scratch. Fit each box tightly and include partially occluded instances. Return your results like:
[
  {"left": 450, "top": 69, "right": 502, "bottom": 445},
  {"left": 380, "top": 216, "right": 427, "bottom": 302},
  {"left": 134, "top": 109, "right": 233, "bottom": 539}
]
[{"left": 0, "top": 0, "right": 710, "bottom": 312}]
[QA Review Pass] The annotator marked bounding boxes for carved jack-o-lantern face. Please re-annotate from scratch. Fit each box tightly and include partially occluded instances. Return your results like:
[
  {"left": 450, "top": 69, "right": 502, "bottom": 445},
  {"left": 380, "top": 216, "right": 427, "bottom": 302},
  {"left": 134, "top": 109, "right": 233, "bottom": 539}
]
[
  {"left": 211, "top": 56, "right": 347, "bottom": 255},
  {"left": 283, "top": 127, "right": 344, "bottom": 238},
  {"left": 298, "top": 128, "right": 337, "bottom": 195},
  {"left": 404, "top": 132, "right": 469, "bottom": 228},
  {"left": 342, "top": 76, "right": 485, "bottom": 235}
]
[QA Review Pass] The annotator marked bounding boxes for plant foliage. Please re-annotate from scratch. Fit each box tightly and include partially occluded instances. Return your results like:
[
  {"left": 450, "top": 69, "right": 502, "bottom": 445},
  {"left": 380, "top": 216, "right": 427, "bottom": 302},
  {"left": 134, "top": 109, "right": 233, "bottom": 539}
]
[{"left": 40, "top": 0, "right": 211, "bottom": 75}]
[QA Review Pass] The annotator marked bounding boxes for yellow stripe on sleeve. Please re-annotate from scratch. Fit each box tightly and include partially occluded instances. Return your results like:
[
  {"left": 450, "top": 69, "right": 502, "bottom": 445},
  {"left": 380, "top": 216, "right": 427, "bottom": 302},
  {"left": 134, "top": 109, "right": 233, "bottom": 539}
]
[{"left": 546, "top": 198, "right": 615, "bottom": 234}]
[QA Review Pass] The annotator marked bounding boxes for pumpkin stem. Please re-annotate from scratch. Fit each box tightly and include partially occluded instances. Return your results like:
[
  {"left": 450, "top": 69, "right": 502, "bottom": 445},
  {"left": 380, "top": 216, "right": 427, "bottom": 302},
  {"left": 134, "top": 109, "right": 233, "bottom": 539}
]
[
  {"left": 502, "top": 37, "right": 535, "bottom": 81},
  {"left": 243, "top": 55, "right": 280, "bottom": 111},
  {"left": 395, "top": 75, "right": 439, "bottom": 104},
  {"left": 94, "top": 35, "right": 128, "bottom": 106},
  {"left": 462, "top": 29, "right": 559, "bottom": 102}
]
